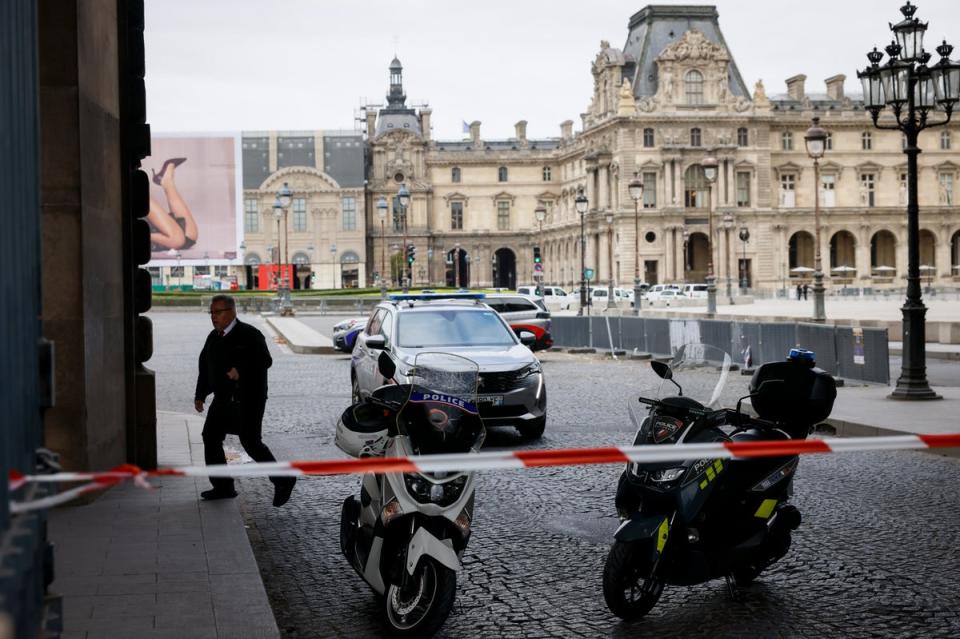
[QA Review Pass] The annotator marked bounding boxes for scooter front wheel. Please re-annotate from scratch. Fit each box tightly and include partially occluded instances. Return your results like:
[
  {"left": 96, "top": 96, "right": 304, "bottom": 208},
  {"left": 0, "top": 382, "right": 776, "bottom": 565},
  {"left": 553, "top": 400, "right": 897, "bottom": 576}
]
[
  {"left": 383, "top": 557, "right": 456, "bottom": 638},
  {"left": 602, "top": 541, "right": 664, "bottom": 620}
]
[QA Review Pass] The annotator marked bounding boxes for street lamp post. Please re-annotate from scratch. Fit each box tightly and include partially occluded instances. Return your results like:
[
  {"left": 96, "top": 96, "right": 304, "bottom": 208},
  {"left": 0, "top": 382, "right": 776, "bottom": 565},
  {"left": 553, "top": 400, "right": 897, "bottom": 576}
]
[
  {"left": 398, "top": 184, "right": 410, "bottom": 293},
  {"left": 805, "top": 117, "right": 829, "bottom": 322},
  {"left": 535, "top": 204, "right": 546, "bottom": 302},
  {"left": 275, "top": 182, "right": 294, "bottom": 315},
  {"left": 857, "top": 1, "right": 958, "bottom": 399},
  {"left": 605, "top": 211, "right": 616, "bottom": 309},
  {"left": 330, "top": 244, "right": 337, "bottom": 290},
  {"left": 377, "top": 195, "right": 388, "bottom": 298},
  {"left": 491, "top": 254, "right": 497, "bottom": 288},
  {"left": 722, "top": 215, "right": 735, "bottom": 305},
  {"left": 454, "top": 243, "right": 461, "bottom": 288},
  {"left": 628, "top": 172, "right": 644, "bottom": 314},
  {"left": 682, "top": 227, "right": 689, "bottom": 284},
  {"left": 575, "top": 187, "right": 589, "bottom": 316},
  {"left": 738, "top": 227, "right": 750, "bottom": 292},
  {"left": 174, "top": 250, "right": 182, "bottom": 291},
  {"left": 702, "top": 155, "right": 719, "bottom": 316}
]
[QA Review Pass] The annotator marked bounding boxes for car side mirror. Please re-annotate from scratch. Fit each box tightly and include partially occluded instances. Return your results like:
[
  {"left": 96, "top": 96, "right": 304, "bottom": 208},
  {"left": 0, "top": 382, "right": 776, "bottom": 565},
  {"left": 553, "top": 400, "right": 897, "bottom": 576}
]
[
  {"left": 518, "top": 331, "right": 536, "bottom": 346},
  {"left": 365, "top": 335, "right": 386, "bottom": 350},
  {"left": 377, "top": 351, "right": 396, "bottom": 380},
  {"left": 650, "top": 360, "right": 672, "bottom": 380}
]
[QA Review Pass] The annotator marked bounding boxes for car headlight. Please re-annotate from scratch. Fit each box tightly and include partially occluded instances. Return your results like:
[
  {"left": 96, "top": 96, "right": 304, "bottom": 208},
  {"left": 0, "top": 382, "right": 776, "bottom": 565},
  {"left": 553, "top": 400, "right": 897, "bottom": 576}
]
[
  {"left": 517, "top": 361, "right": 542, "bottom": 378},
  {"left": 403, "top": 473, "right": 468, "bottom": 506}
]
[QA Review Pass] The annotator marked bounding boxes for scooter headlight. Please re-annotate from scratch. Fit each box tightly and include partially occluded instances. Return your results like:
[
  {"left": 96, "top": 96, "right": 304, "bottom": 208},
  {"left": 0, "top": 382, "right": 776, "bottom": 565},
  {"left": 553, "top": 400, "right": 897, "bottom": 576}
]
[
  {"left": 404, "top": 473, "right": 468, "bottom": 506},
  {"left": 649, "top": 467, "right": 686, "bottom": 485}
]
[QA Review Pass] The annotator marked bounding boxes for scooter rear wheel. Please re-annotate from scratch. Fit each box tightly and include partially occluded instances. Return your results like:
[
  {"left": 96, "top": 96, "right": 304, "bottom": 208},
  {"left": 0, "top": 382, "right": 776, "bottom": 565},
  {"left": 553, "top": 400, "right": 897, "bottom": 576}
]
[
  {"left": 603, "top": 541, "right": 664, "bottom": 620},
  {"left": 383, "top": 557, "right": 456, "bottom": 637}
]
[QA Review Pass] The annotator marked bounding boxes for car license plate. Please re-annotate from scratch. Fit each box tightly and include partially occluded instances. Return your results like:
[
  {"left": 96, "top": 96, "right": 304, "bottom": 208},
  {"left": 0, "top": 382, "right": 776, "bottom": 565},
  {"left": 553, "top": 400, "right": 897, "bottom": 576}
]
[{"left": 477, "top": 395, "right": 503, "bottom": 407}]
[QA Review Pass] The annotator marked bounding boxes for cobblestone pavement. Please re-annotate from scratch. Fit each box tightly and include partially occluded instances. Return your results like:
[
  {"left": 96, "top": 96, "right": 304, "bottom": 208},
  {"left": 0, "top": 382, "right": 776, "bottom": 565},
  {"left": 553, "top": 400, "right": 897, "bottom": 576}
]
[{"left": 150, "top": 312, "right": 960, "bottom": 638}]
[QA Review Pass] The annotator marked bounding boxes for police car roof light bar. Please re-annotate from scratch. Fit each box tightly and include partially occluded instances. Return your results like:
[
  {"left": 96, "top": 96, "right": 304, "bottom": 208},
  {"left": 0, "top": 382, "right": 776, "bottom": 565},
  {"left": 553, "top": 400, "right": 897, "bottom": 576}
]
[{"left": 387, "top": 293, "right": 487, "bottom": 302}]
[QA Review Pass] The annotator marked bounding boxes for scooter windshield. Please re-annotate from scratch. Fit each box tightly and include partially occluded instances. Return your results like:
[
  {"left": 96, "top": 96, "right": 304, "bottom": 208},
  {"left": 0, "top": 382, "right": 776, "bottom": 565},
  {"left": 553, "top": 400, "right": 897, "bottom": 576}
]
[
  {"left": 655, "top": 343, "right": 732, "bottom": 409},
  {"left": 398, "top": 352, "right": 486, "bottom": 455}
]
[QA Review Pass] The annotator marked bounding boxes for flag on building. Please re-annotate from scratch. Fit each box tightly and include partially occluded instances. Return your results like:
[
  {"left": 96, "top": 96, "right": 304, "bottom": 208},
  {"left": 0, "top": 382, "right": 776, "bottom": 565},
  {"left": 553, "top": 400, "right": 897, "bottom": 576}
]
[{"left": 462, "top": 120, "right": 470, "bottom": 134}]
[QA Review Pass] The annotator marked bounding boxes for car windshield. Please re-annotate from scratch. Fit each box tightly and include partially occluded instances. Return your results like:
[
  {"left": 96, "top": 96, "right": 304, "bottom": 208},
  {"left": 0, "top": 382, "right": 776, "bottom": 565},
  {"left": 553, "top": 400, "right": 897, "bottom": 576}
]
[{"left": 397, "top": 309, "right": 517, "bottom": 348}]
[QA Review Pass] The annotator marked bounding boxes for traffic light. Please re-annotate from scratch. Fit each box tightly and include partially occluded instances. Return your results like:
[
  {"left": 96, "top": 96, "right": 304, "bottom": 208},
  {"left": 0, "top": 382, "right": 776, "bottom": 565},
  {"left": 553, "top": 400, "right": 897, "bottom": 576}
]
[
  {"left": 533, "top": 246, "right": 542, "bottom": 264},
  {"left": 407, "top": 244, "right": 416, "bottom": 264}
]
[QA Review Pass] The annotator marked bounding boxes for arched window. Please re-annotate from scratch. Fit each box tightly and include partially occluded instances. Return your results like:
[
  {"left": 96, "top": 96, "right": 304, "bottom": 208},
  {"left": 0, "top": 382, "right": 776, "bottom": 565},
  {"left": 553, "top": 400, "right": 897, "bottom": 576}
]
[
  {"left": 244, "top": 253, "right": 262, "bottom": 266},
  {"left": 498, "top": 166, "right": 508, "bottom": 182},
  {"left": 292, "top": 252, "right": 311, "bottom": 266},
  {"left": 690, "top": 128, "right": 702, "bottom": 147},
  {"left": 788, "top": 231, "right": 815, "bottom": 274},
  {"left": 870, "top": 230, "right": 897, "bottom": 276},
  {"left": 683, "top": 164, "right": 709, "bottom": 208},
  {"left": 919, "top": 229, "right": 936, "bottom": 274},
  {"left": 451, "top": 167, "right": 461, "bottom": 183},
  {"left": 737, "top": 127, "right": 748, "bottom": 147},
  {"left": 340, "top": 250, "right": 360, "bottom": 264},
  {"left": 685, "top": 70, "right": 704, "bottom": 105},
  {"left": 829, "top": 231, "right": 856, "bottom": 277}
]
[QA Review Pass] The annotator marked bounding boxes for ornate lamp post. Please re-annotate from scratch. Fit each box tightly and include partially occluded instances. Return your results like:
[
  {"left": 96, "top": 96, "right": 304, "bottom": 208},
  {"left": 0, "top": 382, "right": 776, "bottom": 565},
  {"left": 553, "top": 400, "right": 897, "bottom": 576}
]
[
  {"left": 330, "top": 244, "right": 338, "bottom": 289},
  {"left": 605, "top": 211, "right": 616, "bottom": 309},
  {"left": 628, "top": 171, "right": 644, "bottom": 314},
  {"left": 722, "top": 214, "right": 735, "bottom": 305},
  {"left": 398, "top": 183, "right": 411, "bottom": 293},
  {"left": 377, "top": 195, "right": 388, "bottom": 297},
  {"left": 804, "top": 116, "right": 829, "bottom": 322},
  {"left": 575, "top": 187, "right": 589, "bottom": 316},
  {"left": 491, "top": 254, "right": 497, "bottom": 288},
  {"left": 273, "top": 181, "right": 294, "bottom": 315},
  {"left": 857, "top": 1, "right": 958, "bottom": 399},
  {"left": 701, "top": 155, "right": 719, "bottom": 316},
  {"left": 454, "top": 242, "right": 461, "bottom": 288},
  {"left": 535, "top": 204, "right": 546, "bottom": 301},
  {"left": 738, "top": 226, "right": 750, "bottom": 292},
  {"left": 681, "top": 227, "right": 689, "bottom": 284},
  {"left": 174, "top": 249, "right": 182, "bottom": 291}
]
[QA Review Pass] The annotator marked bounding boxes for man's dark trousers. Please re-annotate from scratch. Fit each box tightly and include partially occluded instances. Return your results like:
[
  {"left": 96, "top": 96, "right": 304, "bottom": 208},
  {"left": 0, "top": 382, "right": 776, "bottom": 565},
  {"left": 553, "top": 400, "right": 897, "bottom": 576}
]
[{"left": 202, "top": 398, "right": 278, "bottom": 492}]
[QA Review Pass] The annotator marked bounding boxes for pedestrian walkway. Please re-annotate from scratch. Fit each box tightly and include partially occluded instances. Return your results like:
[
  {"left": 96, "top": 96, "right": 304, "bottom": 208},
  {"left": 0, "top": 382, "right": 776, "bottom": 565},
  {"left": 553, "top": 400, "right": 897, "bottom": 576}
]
[
  {"left": 825, "top": 385, "right": 960, "bottom": 458},
  {"left": 48, "top": 412, "right": 279, "bottom": 639},
  {"left": 265, "top": 316, "right": 336, "bottom": 354}
]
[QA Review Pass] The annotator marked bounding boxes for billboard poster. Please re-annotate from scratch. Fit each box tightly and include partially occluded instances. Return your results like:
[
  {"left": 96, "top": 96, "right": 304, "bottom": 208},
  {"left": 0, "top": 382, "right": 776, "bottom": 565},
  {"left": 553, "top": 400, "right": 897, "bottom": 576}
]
[{"left": 144, "top": 134, "right": 241, "bottom": 264}]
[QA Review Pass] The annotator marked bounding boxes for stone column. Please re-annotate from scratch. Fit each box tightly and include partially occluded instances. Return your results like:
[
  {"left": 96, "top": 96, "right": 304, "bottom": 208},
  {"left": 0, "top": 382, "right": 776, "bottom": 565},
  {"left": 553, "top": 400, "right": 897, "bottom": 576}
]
[
  {"left": 599, "top": 229, "right": 609, "bottom": 282},
  {"left": 598, "top": 163, "right": 609, "bottom": 210},
  {"left": 856, "top": 225, "right": 871, "bottom": 281},
  {"left": 664, "top": 225, "right": 674, "bottom": 282}
]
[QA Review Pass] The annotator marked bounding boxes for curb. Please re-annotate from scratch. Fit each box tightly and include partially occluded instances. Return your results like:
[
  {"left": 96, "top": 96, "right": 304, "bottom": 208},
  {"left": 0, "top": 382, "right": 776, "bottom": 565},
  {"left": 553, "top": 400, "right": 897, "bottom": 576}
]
[
  {"left": 824, "top": 416, "right": 960, "bottom": 459},
  {"left": 889, "top": 346, "right": 960, "bottom": 361},
  {"left": 264, "top": 316, "right": 338, "bottom": 354}
]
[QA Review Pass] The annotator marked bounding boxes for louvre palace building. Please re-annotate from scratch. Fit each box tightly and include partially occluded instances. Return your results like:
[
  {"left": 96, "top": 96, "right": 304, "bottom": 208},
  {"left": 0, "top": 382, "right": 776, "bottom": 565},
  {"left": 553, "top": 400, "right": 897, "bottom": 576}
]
[{"left": 358, "top": 4, "right": 959, "bottom": 293}]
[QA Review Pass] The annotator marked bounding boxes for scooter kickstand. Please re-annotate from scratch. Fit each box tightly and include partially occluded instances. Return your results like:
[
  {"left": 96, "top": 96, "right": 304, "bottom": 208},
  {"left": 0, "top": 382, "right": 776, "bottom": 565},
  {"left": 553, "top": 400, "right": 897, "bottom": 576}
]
[{"left": 725, "top": 574, "right": 744, "bottom": 601}]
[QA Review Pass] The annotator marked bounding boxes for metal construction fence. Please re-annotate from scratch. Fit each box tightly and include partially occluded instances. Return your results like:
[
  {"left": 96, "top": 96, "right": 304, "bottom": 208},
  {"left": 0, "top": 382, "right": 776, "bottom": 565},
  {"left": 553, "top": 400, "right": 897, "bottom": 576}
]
[{"left": 551, "top": 316, "right": 890, "bottom": 384}]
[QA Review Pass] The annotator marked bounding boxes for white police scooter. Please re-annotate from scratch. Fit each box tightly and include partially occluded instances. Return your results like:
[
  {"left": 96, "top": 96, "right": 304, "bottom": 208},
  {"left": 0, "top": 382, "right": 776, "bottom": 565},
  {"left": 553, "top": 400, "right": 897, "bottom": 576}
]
[{"left": 337, "top": 351, "right": 484, "bottom": 638}]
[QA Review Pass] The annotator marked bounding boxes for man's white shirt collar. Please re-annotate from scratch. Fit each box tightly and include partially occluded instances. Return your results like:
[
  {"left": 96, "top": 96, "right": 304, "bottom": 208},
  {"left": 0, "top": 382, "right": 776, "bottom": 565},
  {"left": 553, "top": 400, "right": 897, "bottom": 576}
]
[{"left": 222, "top": 318, "right": 238, "bottom": 336}]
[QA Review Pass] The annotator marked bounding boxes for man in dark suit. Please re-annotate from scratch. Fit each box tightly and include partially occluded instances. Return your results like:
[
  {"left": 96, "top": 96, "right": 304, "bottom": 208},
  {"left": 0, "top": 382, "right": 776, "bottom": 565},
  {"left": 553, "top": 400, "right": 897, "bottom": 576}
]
[{"left": 194, "top": 294, "right": 295, "bottom": 506}]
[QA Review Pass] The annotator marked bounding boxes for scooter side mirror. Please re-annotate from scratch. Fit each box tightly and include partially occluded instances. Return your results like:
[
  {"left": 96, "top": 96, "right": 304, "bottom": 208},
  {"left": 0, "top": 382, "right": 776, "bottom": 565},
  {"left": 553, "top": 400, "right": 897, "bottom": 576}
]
[
  {"left": 650, "top": 360, "right": 672, "bottom": 380},
  {"left": 378, "top": 351, "right": 396, "bottom": 381}
]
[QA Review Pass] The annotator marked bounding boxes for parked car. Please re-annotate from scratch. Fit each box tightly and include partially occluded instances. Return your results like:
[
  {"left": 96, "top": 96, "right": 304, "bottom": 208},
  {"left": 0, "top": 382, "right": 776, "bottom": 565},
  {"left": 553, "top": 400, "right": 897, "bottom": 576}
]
[
  {"left": 644, "top": 283, "right": 681, "bottom": 300},
  {"left": 681, "top": 283, "right": 709, "bottom": 299},
  {"left": 483, "top": 294, "right": 553, "bottom": 351},
  {"left": 613, "top": 287, "right": 635, "bottom": 304},
  {"left": 567, "top": 287, "right": 610, "bottom": 305},
  {"left": 350, "top": 293, "right": 547, "bottom": 439},
  {"left": 516, "top": 285, "right": 572, "bottom": 310},
  {"left": 645, "top": 289, "right": 686, "bottom": 304},
  {"left": 332, "top": 317, "right": 367, "bottom": 353}
]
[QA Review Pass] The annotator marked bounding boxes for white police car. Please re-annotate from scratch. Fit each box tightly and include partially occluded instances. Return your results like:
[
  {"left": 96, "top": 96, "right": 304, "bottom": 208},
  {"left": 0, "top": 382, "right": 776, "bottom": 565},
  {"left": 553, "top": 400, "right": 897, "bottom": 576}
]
[{"left": 350, "top": 293, "right": 547, "bottom": 440}]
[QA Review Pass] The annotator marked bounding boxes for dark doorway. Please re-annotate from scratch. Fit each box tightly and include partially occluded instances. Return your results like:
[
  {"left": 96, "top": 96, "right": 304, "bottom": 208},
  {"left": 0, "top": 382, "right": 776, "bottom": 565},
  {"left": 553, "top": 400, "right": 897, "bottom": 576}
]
[
  {"left": 738, "top": 258, "right": 752, "bottom": 289},
  {"left": 492, "top": 247, "right": 516, "bottom": 289},
  {"left": 445, "top": 248, "right": 470, "bottom": 287},
  {"left": 644, "top": 260, "right": 659, "bottom": 285}
]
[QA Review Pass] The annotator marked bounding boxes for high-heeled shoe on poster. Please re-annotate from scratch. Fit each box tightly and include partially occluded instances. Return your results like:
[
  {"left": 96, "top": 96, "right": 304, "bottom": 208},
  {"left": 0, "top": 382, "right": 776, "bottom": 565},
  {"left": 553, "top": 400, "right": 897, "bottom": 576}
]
[{"left": 151, "top": 157, "right": 187, "bottom": 185}]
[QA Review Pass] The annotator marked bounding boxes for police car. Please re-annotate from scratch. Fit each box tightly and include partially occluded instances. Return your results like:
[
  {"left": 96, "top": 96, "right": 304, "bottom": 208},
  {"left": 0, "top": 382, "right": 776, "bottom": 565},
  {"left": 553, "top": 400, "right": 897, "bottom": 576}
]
[{"left": 350, "top": 293, "right": 547, "bottom": 440}]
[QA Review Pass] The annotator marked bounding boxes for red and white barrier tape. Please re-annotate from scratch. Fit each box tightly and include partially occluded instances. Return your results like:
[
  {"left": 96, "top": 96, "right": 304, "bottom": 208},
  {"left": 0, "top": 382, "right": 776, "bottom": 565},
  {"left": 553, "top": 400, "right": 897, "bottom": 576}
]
[{"left": 9, "top": 434, "right": 960, "bottom": 514}]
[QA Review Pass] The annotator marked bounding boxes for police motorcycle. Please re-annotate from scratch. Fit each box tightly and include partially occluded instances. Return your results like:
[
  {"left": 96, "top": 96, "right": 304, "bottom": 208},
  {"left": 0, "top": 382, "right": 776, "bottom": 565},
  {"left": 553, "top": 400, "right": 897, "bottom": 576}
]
[
  {"left": 603, "top": 343, "right": 836, "bottom": 619},
  {"left": 337, "top": 351, "right": 485, "bottom": 637}
]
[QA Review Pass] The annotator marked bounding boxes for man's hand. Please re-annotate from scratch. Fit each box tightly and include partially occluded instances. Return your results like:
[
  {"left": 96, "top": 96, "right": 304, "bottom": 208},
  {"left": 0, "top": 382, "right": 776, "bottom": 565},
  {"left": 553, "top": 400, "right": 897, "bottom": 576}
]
[
  {"left": 194, "top": 399, "right": 204, "bottom": 413},
  {"left": 226, "top": 367, "right": 240, "bottom": 381}
]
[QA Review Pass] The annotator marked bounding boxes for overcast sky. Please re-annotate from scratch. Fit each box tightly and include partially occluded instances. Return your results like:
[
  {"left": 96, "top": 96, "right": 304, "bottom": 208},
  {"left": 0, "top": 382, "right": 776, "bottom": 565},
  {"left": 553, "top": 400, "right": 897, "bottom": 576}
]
[{"left": 145, "top": 0, "right": 960, "bottom": 140}]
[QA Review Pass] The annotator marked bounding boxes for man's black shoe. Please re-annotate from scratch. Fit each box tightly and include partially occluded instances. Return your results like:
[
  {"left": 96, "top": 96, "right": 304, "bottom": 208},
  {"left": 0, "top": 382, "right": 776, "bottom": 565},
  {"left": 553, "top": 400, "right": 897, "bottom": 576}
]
[
  {"left": 273, "top": 478, "right": 296, "bottom": 507},
  {"left": 201, "top": 488, "right": 238, "bottom": 501}
]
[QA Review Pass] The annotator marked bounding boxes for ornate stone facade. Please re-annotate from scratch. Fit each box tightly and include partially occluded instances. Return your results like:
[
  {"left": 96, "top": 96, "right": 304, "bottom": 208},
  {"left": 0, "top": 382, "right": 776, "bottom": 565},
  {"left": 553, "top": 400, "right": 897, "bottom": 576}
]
[{"left": 365, "top": 7, "right": 960, "bottom": 293}]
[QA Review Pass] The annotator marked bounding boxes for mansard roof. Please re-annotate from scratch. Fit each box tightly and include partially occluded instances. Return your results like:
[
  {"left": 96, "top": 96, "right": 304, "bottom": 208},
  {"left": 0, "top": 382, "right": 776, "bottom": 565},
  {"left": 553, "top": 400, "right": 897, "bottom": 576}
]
[{"left": 622, "top": 4, "right": 749, "bottom": 100}]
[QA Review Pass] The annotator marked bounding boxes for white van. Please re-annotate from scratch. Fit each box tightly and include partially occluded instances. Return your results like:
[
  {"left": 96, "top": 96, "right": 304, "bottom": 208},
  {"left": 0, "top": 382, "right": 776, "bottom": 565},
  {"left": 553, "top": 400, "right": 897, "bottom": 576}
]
[
  {"left": 682, "top": 283, "right": 709, "bottom": 299},
  {"left": 516, "top": 285, "right": 572, "bottom": 310}
]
